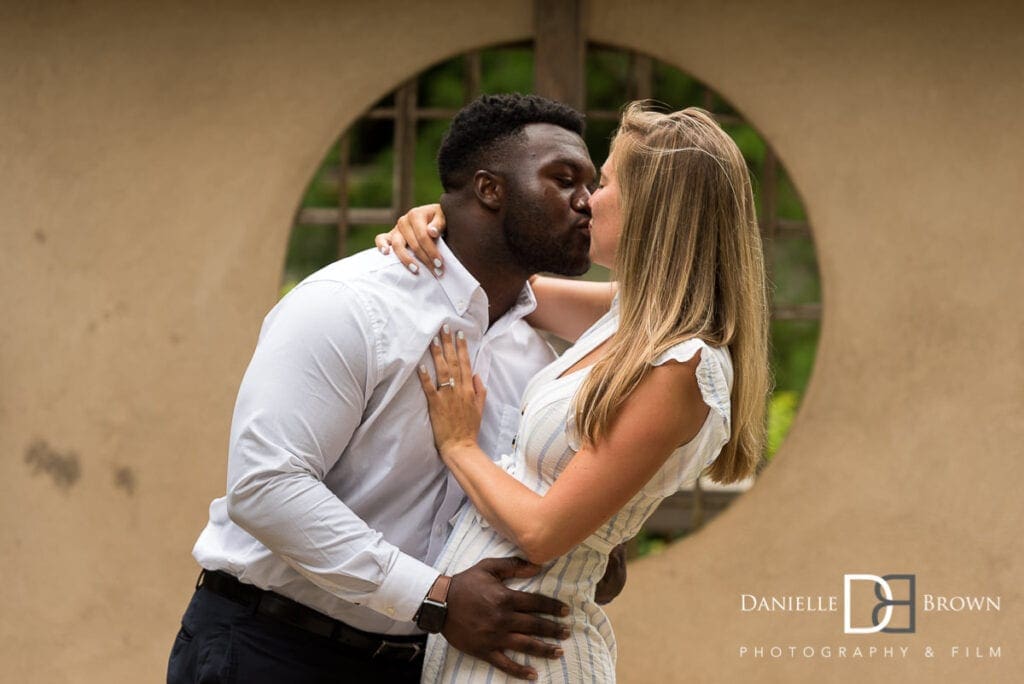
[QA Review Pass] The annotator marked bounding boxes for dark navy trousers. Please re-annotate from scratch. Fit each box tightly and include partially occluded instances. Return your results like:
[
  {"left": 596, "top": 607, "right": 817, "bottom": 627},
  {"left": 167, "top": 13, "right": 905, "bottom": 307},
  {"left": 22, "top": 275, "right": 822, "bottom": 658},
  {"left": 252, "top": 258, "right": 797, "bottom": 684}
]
[{"left": 166, "top": 585, "right": 423, "bottom": 684}]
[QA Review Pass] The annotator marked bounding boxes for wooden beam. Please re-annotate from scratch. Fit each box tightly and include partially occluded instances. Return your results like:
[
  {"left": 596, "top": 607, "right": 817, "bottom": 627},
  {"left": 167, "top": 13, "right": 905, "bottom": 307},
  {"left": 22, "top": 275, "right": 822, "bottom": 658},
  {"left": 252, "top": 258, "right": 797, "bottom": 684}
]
[
  {"left": 296, "top": 207, "right": 395, "bottom": 226},
  {"left": 627, "top": 52, "right": 653, "bottom": 102},
  {"left": 392, "top": 79, "right": 417, "bottom": 215},
  {"left": 534, "top": 0, "right": 586, "bottom": 109},
  {"left": 336, "top": 134, "right": 350, "bottom": 258}
]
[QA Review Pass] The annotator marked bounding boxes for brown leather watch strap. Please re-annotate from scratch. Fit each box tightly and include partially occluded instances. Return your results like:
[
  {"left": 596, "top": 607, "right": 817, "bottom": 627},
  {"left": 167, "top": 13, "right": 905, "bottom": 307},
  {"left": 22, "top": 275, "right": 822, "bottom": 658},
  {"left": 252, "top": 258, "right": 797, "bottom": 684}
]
[{"left": 426, "top": 575, "right": 452, "bottom": 604}]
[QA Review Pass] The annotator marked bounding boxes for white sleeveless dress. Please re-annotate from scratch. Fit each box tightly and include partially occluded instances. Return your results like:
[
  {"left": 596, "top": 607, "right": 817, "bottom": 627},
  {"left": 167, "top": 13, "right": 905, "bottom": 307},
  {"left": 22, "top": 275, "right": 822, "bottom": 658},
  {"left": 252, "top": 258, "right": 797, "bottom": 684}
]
[{"left": 421, "top": 301, "right": 733, "bottom": 683}]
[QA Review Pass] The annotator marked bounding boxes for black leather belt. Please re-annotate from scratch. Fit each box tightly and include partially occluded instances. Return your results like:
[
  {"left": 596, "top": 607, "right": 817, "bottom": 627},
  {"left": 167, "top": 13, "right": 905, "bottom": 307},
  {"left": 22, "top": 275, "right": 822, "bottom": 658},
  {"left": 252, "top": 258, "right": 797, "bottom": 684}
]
[{"left": 196, "top": 569, "right": 426, "bottom": 662}]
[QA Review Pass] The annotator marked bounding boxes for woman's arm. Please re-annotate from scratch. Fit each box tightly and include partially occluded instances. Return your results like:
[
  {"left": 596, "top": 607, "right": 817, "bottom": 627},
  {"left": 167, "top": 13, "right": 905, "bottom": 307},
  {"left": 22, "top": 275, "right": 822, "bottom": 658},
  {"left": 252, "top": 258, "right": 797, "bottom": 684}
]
[
  {"left": 526, "top": 276, "right": 616, "bottom": 343},
  {"left": 419, "top": 328, "right": 709, "bottom": 565},
  {"left": 378, "top": 205, "right": 616, "bottom": 342},
  {"left": 375, "top": 204, "right": 446, "bottom": 277}
]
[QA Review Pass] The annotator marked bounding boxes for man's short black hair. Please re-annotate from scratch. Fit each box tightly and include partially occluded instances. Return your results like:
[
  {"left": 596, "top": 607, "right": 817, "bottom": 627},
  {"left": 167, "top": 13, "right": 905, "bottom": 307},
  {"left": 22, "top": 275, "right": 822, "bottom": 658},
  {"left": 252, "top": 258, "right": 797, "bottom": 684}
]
[{"left": 437, "top": 93, "right": 585, "bottom": 191}]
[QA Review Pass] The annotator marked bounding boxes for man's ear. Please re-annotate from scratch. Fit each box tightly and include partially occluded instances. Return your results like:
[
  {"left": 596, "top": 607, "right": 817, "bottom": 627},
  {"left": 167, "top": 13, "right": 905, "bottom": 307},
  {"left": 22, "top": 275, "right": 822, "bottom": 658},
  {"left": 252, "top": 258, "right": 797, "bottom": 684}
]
[{"left": 472, "top": 170, "right": 505, "bottom": 211}]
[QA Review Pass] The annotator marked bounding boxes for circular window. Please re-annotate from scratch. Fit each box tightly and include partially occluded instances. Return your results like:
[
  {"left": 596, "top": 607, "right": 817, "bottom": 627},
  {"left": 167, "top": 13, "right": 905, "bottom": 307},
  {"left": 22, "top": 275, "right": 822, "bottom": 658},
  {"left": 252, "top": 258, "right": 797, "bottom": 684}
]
[{"left": 283, "top": 43, "right": 820, "bottom": 555}]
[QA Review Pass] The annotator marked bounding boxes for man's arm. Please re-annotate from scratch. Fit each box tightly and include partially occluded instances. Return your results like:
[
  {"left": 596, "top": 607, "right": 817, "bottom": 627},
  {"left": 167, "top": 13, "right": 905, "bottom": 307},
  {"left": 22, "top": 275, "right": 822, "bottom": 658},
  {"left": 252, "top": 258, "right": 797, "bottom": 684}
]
[
  {"left": 226, "top": 280, "right": 437, "bottom": 618},
  {"left": 224, "top": 280, "right": 568, "bottom": 679},
  {"left": 594, "top": 543, "right": 628, "bottom": 605}
]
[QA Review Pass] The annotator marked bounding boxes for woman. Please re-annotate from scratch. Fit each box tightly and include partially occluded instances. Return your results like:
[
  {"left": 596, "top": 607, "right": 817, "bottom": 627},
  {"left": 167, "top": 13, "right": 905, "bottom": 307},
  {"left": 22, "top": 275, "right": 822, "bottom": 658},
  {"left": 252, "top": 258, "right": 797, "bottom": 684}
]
[{"left": 379, "top": 104, "right": 768, "bottom": 682}]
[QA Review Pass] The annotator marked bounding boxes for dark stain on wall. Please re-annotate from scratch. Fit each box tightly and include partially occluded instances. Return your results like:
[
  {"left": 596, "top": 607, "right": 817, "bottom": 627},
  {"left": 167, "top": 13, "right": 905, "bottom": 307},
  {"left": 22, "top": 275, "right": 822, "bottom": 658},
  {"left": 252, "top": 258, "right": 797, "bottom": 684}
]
[
  {"left": 113, "top": 466, "right": 136, "bottom": 495},
  {"left": 24, "top": 439, "right": 80, "bottom": 490}
]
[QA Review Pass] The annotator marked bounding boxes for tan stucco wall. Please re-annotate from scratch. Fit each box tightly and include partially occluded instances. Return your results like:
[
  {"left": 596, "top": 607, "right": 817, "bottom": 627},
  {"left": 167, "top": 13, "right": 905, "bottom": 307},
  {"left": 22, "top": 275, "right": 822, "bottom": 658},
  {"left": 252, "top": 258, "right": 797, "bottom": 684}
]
[{"left": 2, "top": 1, "right": 1021, "bottom": 681}]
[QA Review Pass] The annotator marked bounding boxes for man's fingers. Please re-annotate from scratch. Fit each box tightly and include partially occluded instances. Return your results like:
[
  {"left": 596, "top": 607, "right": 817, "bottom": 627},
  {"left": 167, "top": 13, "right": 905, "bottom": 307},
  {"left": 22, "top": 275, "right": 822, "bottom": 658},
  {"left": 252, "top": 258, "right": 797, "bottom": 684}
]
[
  {"left": 506, "top": 611, "right": 570, "bottom": 641},
  {"left": 503, "top": 633, "right": 565, "bottom": 660},
  {"left": 484, "top": 651, "right": 537, "bottom": 681},
  {"left": 508, "top": 589, "right": 571, "bottom": 620},
  {"left": 481, "top": 556, "right": 541, "bottom": 580}
]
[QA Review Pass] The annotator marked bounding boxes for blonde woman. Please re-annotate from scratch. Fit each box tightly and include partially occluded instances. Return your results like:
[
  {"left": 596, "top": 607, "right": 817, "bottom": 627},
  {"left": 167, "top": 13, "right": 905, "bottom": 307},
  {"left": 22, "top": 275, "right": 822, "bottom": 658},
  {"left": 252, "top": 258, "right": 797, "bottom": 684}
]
[{"left": 379, "top": 104, "right": 769, "bottom": 682}]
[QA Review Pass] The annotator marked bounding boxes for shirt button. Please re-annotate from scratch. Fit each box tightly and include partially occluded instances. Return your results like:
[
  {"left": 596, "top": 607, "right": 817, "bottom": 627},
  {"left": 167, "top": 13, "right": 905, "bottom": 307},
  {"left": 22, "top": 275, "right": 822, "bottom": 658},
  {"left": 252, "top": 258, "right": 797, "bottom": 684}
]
[
  {"left": 386, "top": 607, "right": 396, "bottom": 616},
  {"left": 457, "top": 299, "right": 467, "bottom": 309}
]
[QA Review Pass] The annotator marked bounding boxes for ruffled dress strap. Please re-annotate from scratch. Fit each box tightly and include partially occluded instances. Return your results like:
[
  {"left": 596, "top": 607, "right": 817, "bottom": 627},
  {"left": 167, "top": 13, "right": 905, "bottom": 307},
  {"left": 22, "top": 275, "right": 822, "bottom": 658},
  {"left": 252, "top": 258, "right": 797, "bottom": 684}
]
[{"left": 652, "top": 338, "right": 732, "bottom": 436}]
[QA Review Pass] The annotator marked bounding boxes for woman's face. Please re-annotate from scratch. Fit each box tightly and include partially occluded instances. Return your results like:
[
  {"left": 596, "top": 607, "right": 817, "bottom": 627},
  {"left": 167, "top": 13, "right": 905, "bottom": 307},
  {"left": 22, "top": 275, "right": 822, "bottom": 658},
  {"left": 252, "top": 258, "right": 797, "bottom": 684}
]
[{"left": 588, "top": 148, "right": 623, "bottom": 269}]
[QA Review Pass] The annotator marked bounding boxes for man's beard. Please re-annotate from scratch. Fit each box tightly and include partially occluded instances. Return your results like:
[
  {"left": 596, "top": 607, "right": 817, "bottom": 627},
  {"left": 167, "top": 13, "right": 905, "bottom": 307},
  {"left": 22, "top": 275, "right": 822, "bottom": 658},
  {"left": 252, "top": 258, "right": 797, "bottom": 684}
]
[{"left": 502, "top": 195, "right": 590, "bottom": 277}]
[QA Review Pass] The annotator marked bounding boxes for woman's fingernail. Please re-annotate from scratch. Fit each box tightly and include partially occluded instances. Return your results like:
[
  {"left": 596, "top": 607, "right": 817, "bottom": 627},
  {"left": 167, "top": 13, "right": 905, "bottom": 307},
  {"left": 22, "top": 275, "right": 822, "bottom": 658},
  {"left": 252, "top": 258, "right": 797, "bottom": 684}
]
[
  {"left": 382, "top": 246, "right": 390, "bottom": 255},
  {"left": 553, "top": 648, "right": 564, "bottom": 657},
  {"left": 442, "top": 324, "right": 450, "bottom": 335},
  {"left": 457, "top": 330, "right": 464, "bottom": 340},
  {"left": 428, "top": 226, "right": 439, "bottom": 237},
  {"left": 407, "top": 262, "right": 419, "bottom": 274},
  {"left": 419, "top": 364, "right": 427, "bottom": 373},
  {"left": 433, "top": 258, "right": 442, "bottom": 268},
  {"left": 432, "top": 336, "right": 440, "bottom": 347},
  {"left": 433, "top": 268, "right": 443, "bottom": 278}
]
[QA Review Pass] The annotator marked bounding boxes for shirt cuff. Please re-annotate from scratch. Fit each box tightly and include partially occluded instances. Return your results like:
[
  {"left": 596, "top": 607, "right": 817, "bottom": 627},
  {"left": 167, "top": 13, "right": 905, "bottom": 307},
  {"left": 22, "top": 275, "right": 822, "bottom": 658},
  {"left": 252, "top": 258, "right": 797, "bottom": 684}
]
[{"left": 365, "top": 553, "right": 441, "bottom": 623}]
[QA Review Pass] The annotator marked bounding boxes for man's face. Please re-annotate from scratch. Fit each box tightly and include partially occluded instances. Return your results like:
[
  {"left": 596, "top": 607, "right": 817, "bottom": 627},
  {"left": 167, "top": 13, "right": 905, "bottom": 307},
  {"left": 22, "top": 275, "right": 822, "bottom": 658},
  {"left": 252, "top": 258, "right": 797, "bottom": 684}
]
[{"left": 500, "top": 123, "right": 596, "bottom": 276}]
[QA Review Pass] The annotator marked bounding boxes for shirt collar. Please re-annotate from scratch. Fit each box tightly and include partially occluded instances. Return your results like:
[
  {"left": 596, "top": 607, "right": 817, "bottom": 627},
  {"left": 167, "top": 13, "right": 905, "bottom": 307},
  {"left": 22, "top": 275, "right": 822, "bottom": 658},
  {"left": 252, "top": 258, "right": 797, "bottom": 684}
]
[
  {"left": 435, "top": 238, "right": 481, "bottom": 317},
  {"left": 435, "top": 238, "right": 538, "bottom": 324}
]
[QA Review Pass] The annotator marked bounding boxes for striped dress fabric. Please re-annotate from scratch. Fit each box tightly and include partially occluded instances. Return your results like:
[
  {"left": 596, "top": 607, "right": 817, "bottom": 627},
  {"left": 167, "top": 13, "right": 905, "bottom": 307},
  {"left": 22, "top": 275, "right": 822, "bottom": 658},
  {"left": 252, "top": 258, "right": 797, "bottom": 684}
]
[{"left": 421, "top": 301, "right": 733, "bottom": 683}]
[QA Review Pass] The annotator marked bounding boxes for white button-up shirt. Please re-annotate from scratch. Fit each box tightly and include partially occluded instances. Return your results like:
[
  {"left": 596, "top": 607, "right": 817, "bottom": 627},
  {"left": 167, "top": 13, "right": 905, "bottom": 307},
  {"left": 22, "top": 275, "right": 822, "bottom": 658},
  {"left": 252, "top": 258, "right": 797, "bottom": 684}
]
[{"left": 192, "top": 240, "right": 556, "bottom": 635}]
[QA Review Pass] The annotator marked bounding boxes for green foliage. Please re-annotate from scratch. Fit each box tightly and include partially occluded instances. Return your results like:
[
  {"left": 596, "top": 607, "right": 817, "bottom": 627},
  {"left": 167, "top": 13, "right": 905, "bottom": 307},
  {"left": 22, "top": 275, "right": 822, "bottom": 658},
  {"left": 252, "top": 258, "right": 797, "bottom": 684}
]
[
  {"left": 632, "top": 533, "right": 667, "bottom": 558},
  {"left": 771, "top": 319, "right": 820, "bottom": 392},
  {"left": 418, "top": 58, "right": 466, "bottom": 108},
  {"left": 480, "top": 47, "right": 534, "bottom": 93},
  {"left": 586, "top": 48, "right": 629, "bottom": 110},
  {"left": 414, "top": 120, "right": 448, "bottom": 205},
  {"left": 767, "top": 390, "right": 800, "bottom": 459}
]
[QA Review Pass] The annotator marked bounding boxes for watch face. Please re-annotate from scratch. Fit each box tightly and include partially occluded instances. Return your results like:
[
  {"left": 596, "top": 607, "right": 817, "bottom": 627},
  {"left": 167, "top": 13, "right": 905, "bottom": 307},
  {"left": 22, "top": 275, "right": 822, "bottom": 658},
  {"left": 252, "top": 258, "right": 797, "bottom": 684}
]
[{"left": 417, "top": 599, "right": 447, "bottom": 633}]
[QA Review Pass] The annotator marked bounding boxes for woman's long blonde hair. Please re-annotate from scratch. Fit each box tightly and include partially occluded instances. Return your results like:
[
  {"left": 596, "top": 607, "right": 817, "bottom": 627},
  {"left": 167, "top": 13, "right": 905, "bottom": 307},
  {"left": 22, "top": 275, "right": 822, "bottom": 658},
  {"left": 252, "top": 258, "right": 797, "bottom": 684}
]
[{"left": 573, "top": 103, "right": 770, "bottom": 483}]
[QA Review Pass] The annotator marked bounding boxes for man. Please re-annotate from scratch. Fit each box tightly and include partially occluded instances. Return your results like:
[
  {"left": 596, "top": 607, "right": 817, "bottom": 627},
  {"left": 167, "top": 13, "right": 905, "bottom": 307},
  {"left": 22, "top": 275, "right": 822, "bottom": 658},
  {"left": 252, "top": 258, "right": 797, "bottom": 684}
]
[{"left": 168, "top": 94, "right": 621, "bottom": 683}]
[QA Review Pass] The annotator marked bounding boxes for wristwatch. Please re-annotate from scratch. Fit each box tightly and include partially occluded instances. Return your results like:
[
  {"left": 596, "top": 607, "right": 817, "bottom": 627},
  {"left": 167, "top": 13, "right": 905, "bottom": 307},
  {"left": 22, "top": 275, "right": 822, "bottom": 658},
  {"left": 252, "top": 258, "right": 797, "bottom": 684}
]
[{"left": 414, "top": 575, "right": 452, "bottom": 633}]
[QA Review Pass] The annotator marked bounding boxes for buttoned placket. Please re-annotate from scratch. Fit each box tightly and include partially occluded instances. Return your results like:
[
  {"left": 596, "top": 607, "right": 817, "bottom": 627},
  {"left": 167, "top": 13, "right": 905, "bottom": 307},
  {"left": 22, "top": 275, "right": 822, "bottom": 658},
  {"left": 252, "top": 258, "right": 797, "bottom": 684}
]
[{"left": 423, "top": 238, "right": 545, "bottom": 563}]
